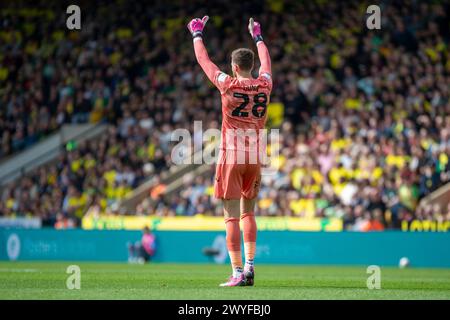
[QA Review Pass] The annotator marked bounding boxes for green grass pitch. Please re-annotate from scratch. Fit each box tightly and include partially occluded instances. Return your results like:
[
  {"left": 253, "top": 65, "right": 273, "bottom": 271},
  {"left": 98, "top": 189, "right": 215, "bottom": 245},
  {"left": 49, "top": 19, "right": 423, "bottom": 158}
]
[{"left": 0, "top": 262, "right": 449, "bottom": 299}]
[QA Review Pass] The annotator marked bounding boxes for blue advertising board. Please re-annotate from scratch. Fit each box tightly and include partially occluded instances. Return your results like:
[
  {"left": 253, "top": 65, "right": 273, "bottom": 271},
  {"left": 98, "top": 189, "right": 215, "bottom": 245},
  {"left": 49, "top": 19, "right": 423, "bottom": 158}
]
[{"left": 1, "top": 229, "right": 449, "bottom": 268}]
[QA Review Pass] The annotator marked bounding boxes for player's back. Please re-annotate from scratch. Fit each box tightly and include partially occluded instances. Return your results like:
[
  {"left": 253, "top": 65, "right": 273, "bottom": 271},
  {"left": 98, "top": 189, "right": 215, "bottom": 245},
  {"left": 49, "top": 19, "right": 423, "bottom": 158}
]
[{"left": 219, "top": 74, "right": 272, "bottom": 152}]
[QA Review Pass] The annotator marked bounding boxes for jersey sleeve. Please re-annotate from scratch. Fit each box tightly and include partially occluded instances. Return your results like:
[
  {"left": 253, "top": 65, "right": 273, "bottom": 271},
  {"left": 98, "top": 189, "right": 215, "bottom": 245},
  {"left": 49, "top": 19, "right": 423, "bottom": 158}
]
[
  {"left": 258, "top": 72, "right": 273, "bottom": 91},
  {"left": 193, "top": 38, "right": 220, "bottom": 84},
  {"left": 257, "top": 42, "right": 271, "bottom": 75},
  {"left": 257, "top": 41, "right": 272, "bottom": 89},
  {"left": 213, "top": 71, "right": 232, "bottom": 94},
  {"left": 193, "top": 38, "right": 232, "bottom": 94}
]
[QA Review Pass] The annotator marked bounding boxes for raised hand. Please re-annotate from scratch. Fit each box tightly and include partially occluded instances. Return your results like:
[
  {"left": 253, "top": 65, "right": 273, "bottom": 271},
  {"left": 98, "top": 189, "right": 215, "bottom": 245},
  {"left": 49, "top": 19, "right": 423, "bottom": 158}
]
[
  {"left": 187, "top": 16, "right": 209, "bottom": 38},
  {"left": 248, "top": 17, "right": 263, "bottom": 43}
]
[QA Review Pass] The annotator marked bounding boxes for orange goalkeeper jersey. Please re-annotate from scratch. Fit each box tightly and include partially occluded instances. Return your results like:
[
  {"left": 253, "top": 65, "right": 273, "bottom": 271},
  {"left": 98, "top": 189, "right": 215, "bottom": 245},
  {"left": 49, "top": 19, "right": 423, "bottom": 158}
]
[{"left": 193, "top": 38, "right": 273, "bottom": 153}]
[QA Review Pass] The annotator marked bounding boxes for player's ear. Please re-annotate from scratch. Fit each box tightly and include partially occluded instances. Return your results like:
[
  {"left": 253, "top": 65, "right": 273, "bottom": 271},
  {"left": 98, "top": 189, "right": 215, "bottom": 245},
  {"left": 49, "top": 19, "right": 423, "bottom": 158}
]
[{"left": 231, "top": 62, "right": 237, "bottom": 74}]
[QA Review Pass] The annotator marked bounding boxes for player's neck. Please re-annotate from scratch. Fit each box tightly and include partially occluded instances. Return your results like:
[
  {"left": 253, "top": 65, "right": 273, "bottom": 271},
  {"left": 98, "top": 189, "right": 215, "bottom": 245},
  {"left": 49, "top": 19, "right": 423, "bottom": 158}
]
[{"left": 236, "top": 72, "right": 253, "bottom": 80}]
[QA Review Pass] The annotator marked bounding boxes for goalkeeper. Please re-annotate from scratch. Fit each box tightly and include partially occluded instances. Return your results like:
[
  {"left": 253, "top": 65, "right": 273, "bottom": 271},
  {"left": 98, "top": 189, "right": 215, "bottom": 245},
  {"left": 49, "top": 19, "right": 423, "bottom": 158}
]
[{"left": 188, "top": 16, "right": 272, "bottom": 287}]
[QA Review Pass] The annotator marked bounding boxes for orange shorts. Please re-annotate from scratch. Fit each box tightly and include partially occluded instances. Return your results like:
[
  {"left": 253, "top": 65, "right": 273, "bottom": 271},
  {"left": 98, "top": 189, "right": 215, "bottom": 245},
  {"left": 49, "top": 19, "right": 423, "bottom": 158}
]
[{"left": 214, "top": 150, "right": 261, "bottom": 200}]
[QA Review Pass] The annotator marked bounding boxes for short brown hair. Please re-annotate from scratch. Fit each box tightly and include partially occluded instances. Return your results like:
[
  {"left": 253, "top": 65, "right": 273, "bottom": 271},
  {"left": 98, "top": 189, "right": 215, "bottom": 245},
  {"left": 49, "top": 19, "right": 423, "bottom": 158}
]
[{"left": 231, "top": 48, "right": 254, "bottom": 72}]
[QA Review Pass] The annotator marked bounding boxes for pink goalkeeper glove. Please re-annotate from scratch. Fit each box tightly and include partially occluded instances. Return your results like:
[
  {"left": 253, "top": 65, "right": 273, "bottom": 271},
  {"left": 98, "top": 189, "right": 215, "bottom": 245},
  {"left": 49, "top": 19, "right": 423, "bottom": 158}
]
[
  {"left": 248, "top": 17, "right": 263, "bottom": 43},
  {"left": 187, "top": 16, "right": 209, "bottom": 39}
]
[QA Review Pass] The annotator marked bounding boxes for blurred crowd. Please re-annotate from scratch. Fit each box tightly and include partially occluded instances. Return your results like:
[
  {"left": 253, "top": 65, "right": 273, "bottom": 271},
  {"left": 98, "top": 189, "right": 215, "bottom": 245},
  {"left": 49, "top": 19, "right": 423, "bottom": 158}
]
[
  {"left": 0, "top": 0, "right": 449, "bottom": 229},
  {"left": 0, "top": 125, "right": 170, "bottom": 227}
]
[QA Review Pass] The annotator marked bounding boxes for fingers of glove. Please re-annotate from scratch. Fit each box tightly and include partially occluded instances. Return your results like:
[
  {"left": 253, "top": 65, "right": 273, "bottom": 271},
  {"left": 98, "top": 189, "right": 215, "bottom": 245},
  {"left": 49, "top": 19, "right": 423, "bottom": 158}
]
[
  {"left": 187, "top": 18, "right": 202, "bottom": 33},
  {"left": 202, "top": 16, "right": 209, "bottom": 25},
  {"left": 248, "top": 17, "right": 254, "bottom": 34},
  {"left": 187, "top": 19, "right": 197, "bottom": 32}
]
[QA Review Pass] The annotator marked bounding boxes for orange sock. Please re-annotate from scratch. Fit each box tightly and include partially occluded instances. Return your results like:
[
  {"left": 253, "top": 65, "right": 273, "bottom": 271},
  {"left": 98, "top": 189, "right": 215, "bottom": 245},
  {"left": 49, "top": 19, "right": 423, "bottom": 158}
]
[
  {"left": 225, "top": 217, "right": 242, "bottom": 270},
  {"left": 241, "top": 212, "right": 257, "bottom": 262}
]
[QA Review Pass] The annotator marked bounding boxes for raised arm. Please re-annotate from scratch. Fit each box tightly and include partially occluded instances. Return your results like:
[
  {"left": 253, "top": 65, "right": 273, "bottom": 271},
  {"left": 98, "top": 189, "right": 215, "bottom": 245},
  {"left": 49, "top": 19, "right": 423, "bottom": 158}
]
[
  {"left": 256, "top": 41, "right": 271, "bottom": 76},
  {"left": 193, "top": 38, "right": 220, "bottom": 83},
  {"left": 248, "top": 18, "right": 272, "bottom": 76},
  {"left": 187, "top": 16, "right": 220, "bottom": 83}
]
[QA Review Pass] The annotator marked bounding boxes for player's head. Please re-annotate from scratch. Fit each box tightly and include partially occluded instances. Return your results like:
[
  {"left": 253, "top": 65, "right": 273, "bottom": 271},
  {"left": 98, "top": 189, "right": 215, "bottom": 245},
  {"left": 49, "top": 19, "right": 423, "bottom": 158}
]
[{"left": 231, "top": 48, "right": 254, "bottom": 77}]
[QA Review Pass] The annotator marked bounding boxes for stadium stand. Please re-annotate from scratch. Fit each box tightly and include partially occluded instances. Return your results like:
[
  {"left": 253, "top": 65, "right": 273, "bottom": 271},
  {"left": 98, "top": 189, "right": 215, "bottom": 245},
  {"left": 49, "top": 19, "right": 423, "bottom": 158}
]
[{"left": 0, "top": 0, "right": 449, "bottom": 229}]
